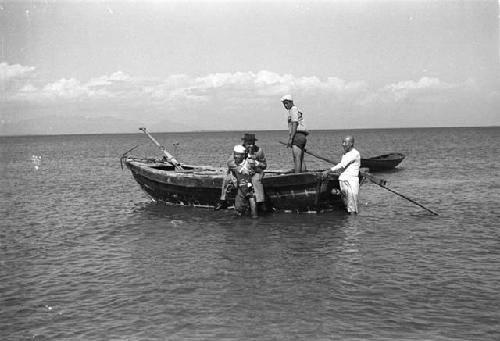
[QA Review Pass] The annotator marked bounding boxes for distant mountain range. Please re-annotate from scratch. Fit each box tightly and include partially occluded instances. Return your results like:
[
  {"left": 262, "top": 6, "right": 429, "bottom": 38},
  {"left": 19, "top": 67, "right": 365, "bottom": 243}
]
[{"left": 0, "top": 115, "right": 197, "bottom": 136}]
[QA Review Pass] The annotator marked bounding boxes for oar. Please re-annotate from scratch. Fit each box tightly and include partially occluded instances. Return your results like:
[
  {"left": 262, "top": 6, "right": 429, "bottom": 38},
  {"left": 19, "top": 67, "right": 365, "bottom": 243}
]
[
  {"left": 371, "top": 182, "right": 439, "bottom": 216},
  {"left": 279, "top": 141, "right": 438, "bottom": 215},
  {"left": 139, "top": 127, "right": 183, "bottom": 170}
]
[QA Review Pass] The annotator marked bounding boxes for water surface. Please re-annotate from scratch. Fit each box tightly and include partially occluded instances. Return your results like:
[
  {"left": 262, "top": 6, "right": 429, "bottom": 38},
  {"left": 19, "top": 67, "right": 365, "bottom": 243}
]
[{"left": 1, "top": 127, "right": 499, "bottom": 340}]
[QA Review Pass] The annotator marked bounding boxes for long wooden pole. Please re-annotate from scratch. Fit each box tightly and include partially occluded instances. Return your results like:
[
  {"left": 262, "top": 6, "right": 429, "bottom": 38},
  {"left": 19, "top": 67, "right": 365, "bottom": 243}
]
[
  {"left": 372, "top": 182, "right": 439, "bottom": 216},
  {"left": 140, "top": 127, "right": 183, "bottom": 170},
  {"left": 279, "top": 141, "right": 438, "bottom": 215}
]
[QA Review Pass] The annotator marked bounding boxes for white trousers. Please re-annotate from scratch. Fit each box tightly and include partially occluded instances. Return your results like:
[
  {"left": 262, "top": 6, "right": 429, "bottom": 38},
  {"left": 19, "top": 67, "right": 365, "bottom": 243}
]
[{"left": 339, "top": 177, "right": 359, "bottom": 213}]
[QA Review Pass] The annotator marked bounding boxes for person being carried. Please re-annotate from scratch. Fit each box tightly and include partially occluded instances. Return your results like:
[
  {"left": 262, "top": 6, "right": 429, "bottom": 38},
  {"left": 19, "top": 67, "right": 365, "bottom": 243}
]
[
  {"left": 215, "top": 134, "right": 267, "bottom": 214},
  {"left": 280, "top": 94, "right": 308, "bottom": 173},
  {"left": 240, "top": 133, "right": 267, "bottom": 213},
  {"left": 225, "top": 145, "right": 258, "bottom": 217},
  {"left": 323, "top": 135, "right": 361, "bottom": 214}
]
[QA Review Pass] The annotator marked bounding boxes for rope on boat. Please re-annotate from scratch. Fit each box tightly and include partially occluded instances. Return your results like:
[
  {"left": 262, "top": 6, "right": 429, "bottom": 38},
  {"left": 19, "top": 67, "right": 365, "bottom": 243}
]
[{"left": 120, "top": 144, "right": 141, "bottom": 170}]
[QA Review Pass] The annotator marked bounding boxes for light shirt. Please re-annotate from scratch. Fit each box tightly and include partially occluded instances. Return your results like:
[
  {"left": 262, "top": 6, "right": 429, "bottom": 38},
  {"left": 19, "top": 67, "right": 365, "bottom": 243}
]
[
  {"left": 287, "top": 105, "right": 307, "bottom": 133},
  {"left": 330, "top": 148, "right": 360, "bottom": 180},
  {"left": 238, "top": 159, "right": 253, "bottom": 175}
]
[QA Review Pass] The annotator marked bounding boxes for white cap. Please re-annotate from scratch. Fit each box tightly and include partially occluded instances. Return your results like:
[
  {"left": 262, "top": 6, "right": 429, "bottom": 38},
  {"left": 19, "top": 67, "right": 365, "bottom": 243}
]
[
  {"left": 233, "top": 145, "right": 246, "bottom": 153},
  {"left": 280, "top": 94, "right": 293, "bottom": 102}
]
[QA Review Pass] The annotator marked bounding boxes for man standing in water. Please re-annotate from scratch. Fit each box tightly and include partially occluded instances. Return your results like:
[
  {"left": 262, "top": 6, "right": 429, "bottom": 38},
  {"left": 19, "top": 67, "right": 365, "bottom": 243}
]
[
  {"left": 215, "top": 133, "right": 266, "bottom": 215},
  {"left": 323, "top": 136, "right": 361, "bottom": 214},
  {"left": 226, "top": 145, "right": 258, "bottom": 218},
  {"left": 280, "top": 94, "right": 308, "bottom": 173}
]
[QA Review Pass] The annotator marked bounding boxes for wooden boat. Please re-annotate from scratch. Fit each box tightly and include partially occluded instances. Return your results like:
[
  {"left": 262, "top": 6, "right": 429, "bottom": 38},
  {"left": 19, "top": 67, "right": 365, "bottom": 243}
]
[
  {"left": 360, "top": 153, "right": 405, "bottom": 171},
  {"left": 123, "top": 157, "right": 361, "bottom": 213}
]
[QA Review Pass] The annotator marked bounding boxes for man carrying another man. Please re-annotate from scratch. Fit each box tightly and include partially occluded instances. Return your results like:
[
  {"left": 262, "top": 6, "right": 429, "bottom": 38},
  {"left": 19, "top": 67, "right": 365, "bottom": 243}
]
[
  {"left": 215, "top": 133, "right": 267, "bottom": 216},
  {"left": 323, "top": 135, "right": 361, "bottom": 214},
  {"left": 280, "top": 94, "right": 308, "bottom": 173}
]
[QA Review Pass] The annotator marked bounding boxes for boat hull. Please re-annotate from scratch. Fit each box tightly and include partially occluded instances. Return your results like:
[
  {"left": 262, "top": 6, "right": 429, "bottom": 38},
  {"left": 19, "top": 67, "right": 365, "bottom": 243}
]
[
  {"left": 125, "top": 158, "right": 351, "bottom": 213},
  {"left": 127, "top": 159, "right": 226, "bottom": 208},
  {"left": 361, "top": 153, "right": 405, "bottom": 171}
]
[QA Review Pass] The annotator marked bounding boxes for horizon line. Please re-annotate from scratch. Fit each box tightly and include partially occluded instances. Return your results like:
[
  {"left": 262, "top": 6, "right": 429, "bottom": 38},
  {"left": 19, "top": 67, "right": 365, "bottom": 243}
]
[{"left": 1, "top": 125, "right": 498, "bottom": 138}]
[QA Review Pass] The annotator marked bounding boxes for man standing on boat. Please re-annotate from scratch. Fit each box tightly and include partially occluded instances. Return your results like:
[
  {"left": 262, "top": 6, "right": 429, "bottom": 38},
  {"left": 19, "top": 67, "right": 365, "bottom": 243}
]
[
  {"left": 215, "top": 134, "right": 266, "bottom": 215},
  {"left": 280, "top": 94, "right": 308, "bottom": 173},
  {"left": 323, "top": 135, "right": 361, "bottom": 214}
]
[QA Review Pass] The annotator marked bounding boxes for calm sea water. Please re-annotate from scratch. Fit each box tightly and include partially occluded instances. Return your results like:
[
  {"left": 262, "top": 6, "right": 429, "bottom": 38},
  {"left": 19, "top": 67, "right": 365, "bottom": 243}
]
[{"left": 1, "top": 127, "right": 499, "bottom": 340}]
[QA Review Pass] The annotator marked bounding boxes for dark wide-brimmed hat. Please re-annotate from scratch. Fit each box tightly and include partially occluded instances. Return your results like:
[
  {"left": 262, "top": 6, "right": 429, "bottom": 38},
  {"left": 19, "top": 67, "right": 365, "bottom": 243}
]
[{"left": 241, "top": 133, "right": 257, "bottom": 143}]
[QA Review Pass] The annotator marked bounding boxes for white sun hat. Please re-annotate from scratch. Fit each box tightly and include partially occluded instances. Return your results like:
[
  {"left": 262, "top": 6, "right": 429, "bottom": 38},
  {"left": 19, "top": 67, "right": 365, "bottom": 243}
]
[
  {"left": 233, "top": 145, "right": 246, "bottom": 153},
  {"left": 280, "top": 94, "right": 293, "bottom": 102}
]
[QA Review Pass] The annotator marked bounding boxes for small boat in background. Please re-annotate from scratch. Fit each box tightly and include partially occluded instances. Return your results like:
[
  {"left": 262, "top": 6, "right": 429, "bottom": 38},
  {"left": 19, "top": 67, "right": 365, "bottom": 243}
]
[{"left": 361, "top": 153, "right": 405, "bottom": 171}]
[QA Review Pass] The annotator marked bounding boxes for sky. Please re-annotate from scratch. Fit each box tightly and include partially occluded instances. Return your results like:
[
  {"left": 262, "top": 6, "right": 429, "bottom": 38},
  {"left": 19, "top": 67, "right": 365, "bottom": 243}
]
[{"left": 1, "top": 0, "right": 499, "bottom": 135}]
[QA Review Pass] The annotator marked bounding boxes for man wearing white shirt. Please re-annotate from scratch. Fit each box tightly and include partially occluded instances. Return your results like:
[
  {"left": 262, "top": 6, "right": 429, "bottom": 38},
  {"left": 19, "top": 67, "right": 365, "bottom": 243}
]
[
  {"left": 280, "top": 94, "right": 308, "bottom": 173},
  {"left": 325, "top": 136, "right": 361, "bottom": 214}
]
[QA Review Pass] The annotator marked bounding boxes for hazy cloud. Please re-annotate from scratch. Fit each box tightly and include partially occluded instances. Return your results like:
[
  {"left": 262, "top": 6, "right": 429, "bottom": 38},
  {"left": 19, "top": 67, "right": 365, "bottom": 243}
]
[
  {"left": 19, "top": 83, "right": 37, "bottom": 93},
  {"left": 360, "top": 77, "right": 460, "bottom": 105},
  {"left": 43, "top": 78, "right": 91, "bottom": 99},
  {"left": 0, "top": 62, "right": 35, "bottom": 82},
  {"left": 1, "top": 65, "right": 481, "bottom": 109},
  {"left": 87, "top": 71, "right": 130, "bottom": 88},
  {"left": 13, "top": 71, "right": 134, "bottom": 100},
  {"left": 144, "top": 71, "right": 369, "bottom": 105},
  {"left": 0, "top": 63, "right": 36, "bottom": 94}
]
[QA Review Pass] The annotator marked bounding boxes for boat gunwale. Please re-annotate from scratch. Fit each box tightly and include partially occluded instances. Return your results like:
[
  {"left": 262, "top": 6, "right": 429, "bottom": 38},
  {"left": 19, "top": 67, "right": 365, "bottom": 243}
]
[
  {"left": 363, "top": 152, "right": 405, "bottom": 161},
  {"left": 126, "top": 159, "right": 332, "bottom": 179}
]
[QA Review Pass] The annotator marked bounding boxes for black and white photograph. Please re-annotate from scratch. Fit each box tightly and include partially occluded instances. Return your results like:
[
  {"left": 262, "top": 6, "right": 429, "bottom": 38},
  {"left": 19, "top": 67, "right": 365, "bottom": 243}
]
[{"left": 1, "top": 0, "right": 499, "bottom": 340}]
